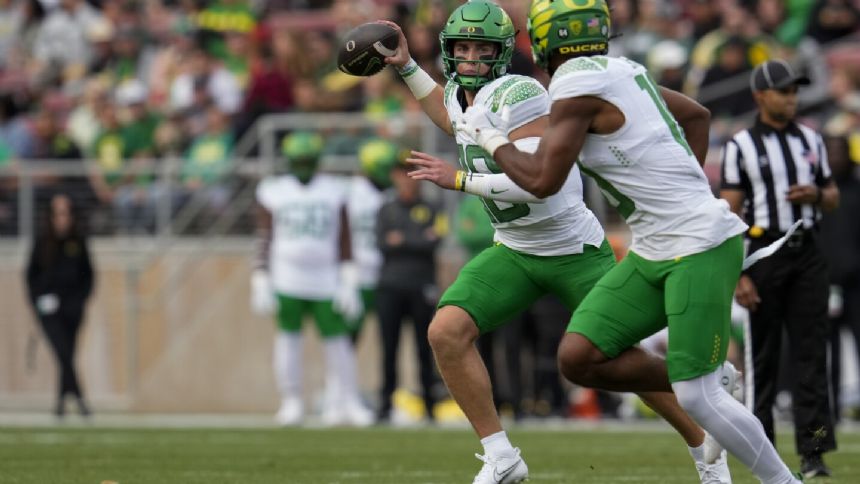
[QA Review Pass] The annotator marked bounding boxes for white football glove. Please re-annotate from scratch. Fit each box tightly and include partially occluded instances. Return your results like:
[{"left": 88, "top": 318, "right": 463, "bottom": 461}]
[
  {"left": 457, "top": 104, "right": 512, "bottom": 157},
  {"left": 333, "top": 261, "right": 363, "bottom": 322},
  {"left": 36, "top": 293, "right": 59, "bottom": 315},
  {"left": 250, "top": 269, "right": 276, "bottom": 316}
]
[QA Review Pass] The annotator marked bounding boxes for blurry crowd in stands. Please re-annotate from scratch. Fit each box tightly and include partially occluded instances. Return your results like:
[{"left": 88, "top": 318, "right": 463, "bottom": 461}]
[{"left": 0, "top": 0, "right": 857, "bottom": 236}]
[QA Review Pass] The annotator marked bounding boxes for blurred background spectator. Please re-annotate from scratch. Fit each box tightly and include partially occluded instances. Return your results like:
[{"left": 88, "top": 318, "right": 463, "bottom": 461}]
[
  {"left": 0, "top": 0, "right": 853, "bottom": 236},
  {"left": 25, "top": 193, "right": 94, "bottom": 418}
]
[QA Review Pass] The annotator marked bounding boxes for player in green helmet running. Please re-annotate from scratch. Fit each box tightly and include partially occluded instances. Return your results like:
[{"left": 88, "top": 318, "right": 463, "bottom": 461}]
[
  {"left": 378, "top": 1, "right": 737, "bottom": 482},
  {"left": 458, "top": 0, "right": 802, "bottom": 482}
]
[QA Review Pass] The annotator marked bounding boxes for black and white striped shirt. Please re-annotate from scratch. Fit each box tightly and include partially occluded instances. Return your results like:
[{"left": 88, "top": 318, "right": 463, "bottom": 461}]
[{"left": 721, "top": 117, "right": 832, "bottom": 232}]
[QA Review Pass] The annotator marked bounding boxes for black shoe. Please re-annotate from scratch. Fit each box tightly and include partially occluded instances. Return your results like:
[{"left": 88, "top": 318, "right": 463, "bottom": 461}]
[
  {"left": 76, "top": 397, "right": 91, "bottom": 417},
  {"left": 375, "top": 407, "right": 391, "bottom": 424},
  {"left": 800, "top": 453, "right": 832, "bottom": 479},
  {"left": 53, "top": 399, "right": 65, "bottom": 418}
]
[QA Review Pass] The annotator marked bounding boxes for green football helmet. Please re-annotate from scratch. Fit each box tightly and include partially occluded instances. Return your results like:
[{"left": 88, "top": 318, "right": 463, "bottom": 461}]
[
  {"left": 527, "top": 0, "right": 612, "bottom": 71},
  {"left": 440, "top": 0, "right": 516, "bottom": 90},
  {"left": 281, "top": 131, "right": 324, "bottom": 184},
  {"left": 358, "top": 138, "right": 404, "bottom": 189}
]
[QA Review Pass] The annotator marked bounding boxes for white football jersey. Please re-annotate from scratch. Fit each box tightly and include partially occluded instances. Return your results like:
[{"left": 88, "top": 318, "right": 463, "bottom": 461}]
[
  {"left": 445, "top": 75, "right": 604, "bottom": 256},
  {"left": 348, "top": 176, "right": 384, "bottom": 288},
  {"left": 548, "top": 56, "right": 747, "bottom": 260},
  {"left": 256, "top": 173, "right": 346, "bottom": 299}
]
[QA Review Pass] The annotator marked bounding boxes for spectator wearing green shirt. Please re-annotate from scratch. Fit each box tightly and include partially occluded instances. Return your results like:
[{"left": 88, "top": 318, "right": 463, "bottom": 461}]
[
  {"left": 196, "top": 0, "right": 256, "bottom": 64},
  {"left": 89, "top": 84, "right": 165, "bottom": 234},
  {"left": 179, "top": 105, "right": 233, "bottom": 227}
]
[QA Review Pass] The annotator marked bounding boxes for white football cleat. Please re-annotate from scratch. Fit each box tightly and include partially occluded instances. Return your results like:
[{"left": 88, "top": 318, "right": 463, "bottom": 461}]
[
  {"left": 274, "top": 397, "right": 303, "bottom": 426},
  {"left": 343, "top": 400, "right": 374, "bottom": 427},
  {"left": 719, "top": 361, "right": 744, "bottom": 402},
  {"left": 696, "top": 433, "right": 732, "bottom": 483},
  {"left": 695, "top": 447, "right": 732, "bottom": 484},
  {"left": 472, "top": 448, "right": 528, "bottom": 484}
]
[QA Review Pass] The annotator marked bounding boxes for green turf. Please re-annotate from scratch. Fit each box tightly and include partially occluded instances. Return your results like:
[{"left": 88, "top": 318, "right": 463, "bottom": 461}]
[{"left": 0, "top": 426, "right": 857, "bottom": 483}]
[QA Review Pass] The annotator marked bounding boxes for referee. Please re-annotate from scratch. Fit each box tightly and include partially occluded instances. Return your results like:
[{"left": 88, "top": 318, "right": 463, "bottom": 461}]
[{"left": 720, "top": 59, "right": 840, "bottom": 479}]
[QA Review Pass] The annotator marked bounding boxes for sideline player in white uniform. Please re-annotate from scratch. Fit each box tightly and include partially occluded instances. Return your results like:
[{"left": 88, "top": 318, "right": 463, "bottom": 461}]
[
  {"left": 344, "top": 138, "right": 396, "bottom": 341},
  {"left": 381, "top": 1, "right": 733, "bottom": 483},
  {"left": 459, "top": 1, "right": 802, "bottom": 482},
  {"left": 251, "top": 131, "right": 372, "bottom": 427}
]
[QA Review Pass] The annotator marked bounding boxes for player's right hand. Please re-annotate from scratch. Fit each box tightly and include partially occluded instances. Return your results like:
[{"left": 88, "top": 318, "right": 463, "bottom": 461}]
[
  {"left": 406, "top": 150, "right": 457, "bottom": 190},
  {"left": 375, "top": 20, "right": 410, "bottom": 68},
  {"left": 251, "top": 269, "right": 276, "bottom": 316},
  {"left": 734, "top": 274, "right": 760, "bottom": 312}
]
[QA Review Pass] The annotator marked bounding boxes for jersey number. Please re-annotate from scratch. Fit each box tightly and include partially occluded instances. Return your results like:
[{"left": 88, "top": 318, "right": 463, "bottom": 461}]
[
  {"left": 634, "top": 73, "right": 693, "bottom": 156},
  {"left": 460, "top": 144, "right": 530, "bottom": 223},
  {"left": 579, "top": 166, "right": 635, "bottom": 219}
]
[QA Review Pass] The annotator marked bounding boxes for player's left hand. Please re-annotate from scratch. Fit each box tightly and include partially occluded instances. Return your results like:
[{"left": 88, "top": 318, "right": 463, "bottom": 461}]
[
  {"left": 786, "top": 184, "right": 819, "bottom": 204},
  {"left": 406, "top": 150, "right": 457, "bottom": 189},
  {"left": 334, "top": 262, "right": 364, "bottom": 321},
  {"left": 458, "top": 104, "right": 512, "bottom": 156}
]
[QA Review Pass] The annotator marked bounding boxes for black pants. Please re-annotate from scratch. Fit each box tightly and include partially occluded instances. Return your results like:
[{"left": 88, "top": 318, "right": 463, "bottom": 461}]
[
  {"left": 376, "top": 285, "right": 437, "bottom": 417},
  {"left": 746, "top": 236, "right": 836, "bottom": 456},
  {"left": 829, "top": 283, "right": 860, "bottom": 420},
  {"left": 38, "top": 305, "right": 85, "bottom": 404},
  {"left": 477, "top": 312, "right": 525, "bottom": 415},
  {"left": 529, "top": 295, "right": 570, "bottom": 413}
]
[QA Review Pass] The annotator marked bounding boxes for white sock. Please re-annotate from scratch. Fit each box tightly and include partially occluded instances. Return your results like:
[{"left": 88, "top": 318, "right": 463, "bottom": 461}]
[
  {"left": 688, "top": 441, "right": 705, "bottom": 462},
  {"left": 337, "top": 336, "right": 361, "bottom": 402},
  {"left": 672, "top": 369, "right": 800, "bottom": 484},
  {"left": 322, "top": 337, "right": 342, "bottom": 407},
  {"left": 273, "top": 331, "right": 303, "bottom": 398},
  {"left": 481, "top": 430, "right": 515, "bottom": 458}
]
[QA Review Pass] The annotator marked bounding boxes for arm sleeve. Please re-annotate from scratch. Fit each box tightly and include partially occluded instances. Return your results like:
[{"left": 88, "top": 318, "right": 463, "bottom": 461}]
[
  {"left": 720, "top": 139, "right": 746, "bottom": 189},
  {"left": 255, "top": 179, "right": 273, "bottom": 211},
  {"left": 463, "top": 172, "right": 545, "bottom": 203},
  {"left": 254, "top": 180, "right": 275, "bottom": 270},
  {"left": 462, "top": 137, "right": 546, "bottom": 203}
]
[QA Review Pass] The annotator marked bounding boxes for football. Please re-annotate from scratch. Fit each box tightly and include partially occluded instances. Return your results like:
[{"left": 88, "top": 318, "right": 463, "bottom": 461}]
[{"left": 337, "top": 22, "right": 399, "bottom": 77}]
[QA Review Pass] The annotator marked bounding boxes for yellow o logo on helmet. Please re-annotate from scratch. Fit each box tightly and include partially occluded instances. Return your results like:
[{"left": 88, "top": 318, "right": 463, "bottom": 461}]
[{"left": 562, "top": 0, "right": 597, "bottom": 9}]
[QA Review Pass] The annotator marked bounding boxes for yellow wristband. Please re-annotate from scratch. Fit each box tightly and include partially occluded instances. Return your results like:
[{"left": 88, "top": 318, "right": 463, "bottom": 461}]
[{"left": 454, "top": 170, "right": 467, "bottom": 191}]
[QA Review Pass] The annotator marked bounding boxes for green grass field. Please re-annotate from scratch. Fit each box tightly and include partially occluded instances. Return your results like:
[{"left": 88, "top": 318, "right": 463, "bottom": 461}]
[{"left": 1, "top": 425, "right": 858, "bottom": 483}]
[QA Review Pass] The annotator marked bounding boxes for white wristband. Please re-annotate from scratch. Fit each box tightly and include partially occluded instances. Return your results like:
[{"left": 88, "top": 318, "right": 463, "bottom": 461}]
[
  {"left": 397, "top": 58, "right": 436, "bottom": 100},
  {"left": 461, "top": 172, "right": 544, "bottom": 203},
  {"left": 481, "top": 132, "right": 511, "bottom": 157}
]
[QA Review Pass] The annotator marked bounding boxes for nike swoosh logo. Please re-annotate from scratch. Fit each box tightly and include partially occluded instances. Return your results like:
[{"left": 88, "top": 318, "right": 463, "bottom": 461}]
[
  {"left": 490, "top": 188, "right": 509, "bottom": 195},
  {"left": 493, "top": 461, "right": 519, "bottom": 481}
]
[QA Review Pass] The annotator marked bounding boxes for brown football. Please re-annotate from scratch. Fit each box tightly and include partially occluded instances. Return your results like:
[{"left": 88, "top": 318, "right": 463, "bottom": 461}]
[{"left": 337, "top": 22, "right": 399, "bottom": 77}]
